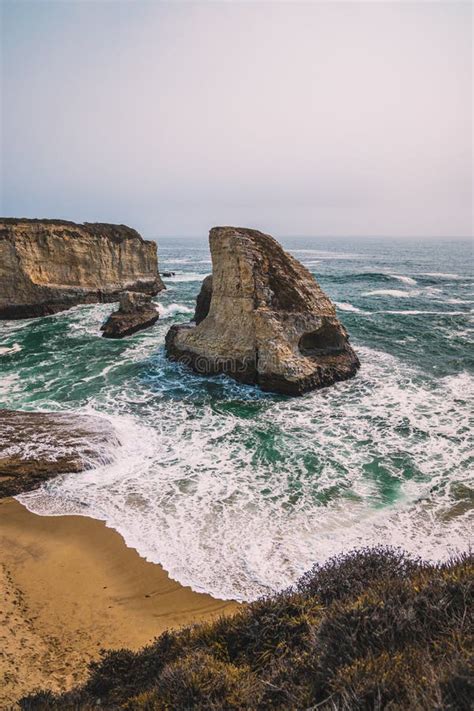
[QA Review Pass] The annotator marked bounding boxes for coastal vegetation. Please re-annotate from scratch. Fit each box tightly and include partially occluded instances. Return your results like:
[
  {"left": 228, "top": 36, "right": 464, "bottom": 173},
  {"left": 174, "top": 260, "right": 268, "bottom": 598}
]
[{"left": 21, "top": 547, "right": 473, "bottom": 710}]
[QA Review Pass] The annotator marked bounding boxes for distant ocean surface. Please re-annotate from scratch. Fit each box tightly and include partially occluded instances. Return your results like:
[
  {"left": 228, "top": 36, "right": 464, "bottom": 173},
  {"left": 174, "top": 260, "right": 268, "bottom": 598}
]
[{"left": 1, "top": 237, "right": 472, "bottom": 601}]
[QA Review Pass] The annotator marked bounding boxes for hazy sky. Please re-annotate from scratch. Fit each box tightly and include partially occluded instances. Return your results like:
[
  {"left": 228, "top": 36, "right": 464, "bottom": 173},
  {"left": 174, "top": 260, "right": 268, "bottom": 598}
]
[{"left": 1, "top": 0, "right": 472, "bottom": 238}]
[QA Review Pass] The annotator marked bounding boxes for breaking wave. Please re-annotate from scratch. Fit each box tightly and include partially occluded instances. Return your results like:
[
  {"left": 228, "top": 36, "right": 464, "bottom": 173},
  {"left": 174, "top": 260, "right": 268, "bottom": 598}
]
[
  {"left": 363, "top": 289, "right": 420, "bottom": 298},
  {"left": 389, "top": 274, "right": 417, "bottom": 285},
  {"left": 17, "top": 345, "right": 473, "bottom": 601},
  {"left": 158, "top": 303, "right": 195, "bottom": 318},
  {"left": 0, "top": 343, "right": 22, "bottom": 355},
  {"left": 335, "top": 302, "right": 362, "bottom": 313},
  {"left": 165, "top": 272, "right": 209, "bottom": 283}
]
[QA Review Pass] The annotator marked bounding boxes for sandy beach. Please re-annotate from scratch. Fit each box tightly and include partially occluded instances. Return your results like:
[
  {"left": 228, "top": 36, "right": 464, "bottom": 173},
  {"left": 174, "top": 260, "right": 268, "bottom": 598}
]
[{"left": 0, "top": 498, "right": 238, "bottom": 709}]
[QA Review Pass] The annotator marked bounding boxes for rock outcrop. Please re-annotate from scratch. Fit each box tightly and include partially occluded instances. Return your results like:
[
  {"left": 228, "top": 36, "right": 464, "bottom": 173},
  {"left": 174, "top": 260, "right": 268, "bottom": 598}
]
[
  {"left": 0, "top": 218, "right": 165, "bottom": 319},
  {"left": 166, "top": 226, "right": 360, "bottom": 395},
  {"left": 0, "top": 409, "right": 119, "bottom": 497},
  {"left": 101, "top": 291, "right": 159, "bottom": 338},
  {"left": 193, "top": 274, "right": 213, "bottom": 325}
]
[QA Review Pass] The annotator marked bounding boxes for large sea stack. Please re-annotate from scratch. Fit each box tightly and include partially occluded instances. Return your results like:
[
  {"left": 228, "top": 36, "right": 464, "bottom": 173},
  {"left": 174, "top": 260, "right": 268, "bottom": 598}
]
[
  {"left": 166, "top": 226, "right": 360, "bottom": 395},
  {"left": 0, "top": 218, "right": 165, "bottom": 319}
]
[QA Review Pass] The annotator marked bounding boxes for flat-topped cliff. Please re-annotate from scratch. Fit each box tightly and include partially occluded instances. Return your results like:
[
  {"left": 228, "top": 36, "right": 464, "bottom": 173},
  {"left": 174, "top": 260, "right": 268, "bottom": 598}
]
[{"left": 0, "top": 218, "right": 164, "bottom": 318}]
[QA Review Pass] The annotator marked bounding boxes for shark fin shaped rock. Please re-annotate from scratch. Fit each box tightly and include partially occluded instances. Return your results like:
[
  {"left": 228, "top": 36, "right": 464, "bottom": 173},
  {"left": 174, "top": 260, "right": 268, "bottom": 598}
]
[{"left": 165, "top": 226, "right": 360, "bottom": 395}]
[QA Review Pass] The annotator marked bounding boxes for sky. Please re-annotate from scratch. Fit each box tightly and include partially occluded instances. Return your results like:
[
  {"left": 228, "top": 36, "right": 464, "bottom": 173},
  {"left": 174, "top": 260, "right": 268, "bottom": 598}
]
[{"left": 0, "top": 0, "right": 472, "bottom": 239}]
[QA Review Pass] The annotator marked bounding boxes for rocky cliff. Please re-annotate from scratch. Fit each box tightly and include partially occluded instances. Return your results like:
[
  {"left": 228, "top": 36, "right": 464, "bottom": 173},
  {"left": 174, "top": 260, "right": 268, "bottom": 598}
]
[
  {"left": 0, "top": 218, "right": 165, "bottom": 318},
  {"left": 166, "top": 226, "right": 360, "bottom": 395}
]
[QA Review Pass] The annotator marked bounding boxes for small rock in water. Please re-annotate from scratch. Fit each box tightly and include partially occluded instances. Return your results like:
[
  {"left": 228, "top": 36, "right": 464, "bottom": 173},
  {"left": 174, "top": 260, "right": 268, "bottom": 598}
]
[
  {"left": 101, "top": 291, "right": 159, "bottom": 338},
  {"left": 166, "top": 226, "right": 360, "bottom": 395}
]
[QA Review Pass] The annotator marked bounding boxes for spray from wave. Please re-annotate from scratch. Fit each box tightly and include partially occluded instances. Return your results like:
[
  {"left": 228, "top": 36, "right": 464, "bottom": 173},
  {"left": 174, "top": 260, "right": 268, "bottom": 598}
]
[{"left": 158, "top": 303, "right": 194, "bottom": 318}]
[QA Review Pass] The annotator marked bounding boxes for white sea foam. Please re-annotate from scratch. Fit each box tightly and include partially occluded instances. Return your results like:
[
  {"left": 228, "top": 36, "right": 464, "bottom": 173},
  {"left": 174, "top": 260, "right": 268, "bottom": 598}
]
[
  {"left": 158, "top": 303, "right": 194, "bottom": 318},
  {"left": 335, "top": 302, "right": 362, "bottom": 313},
  {"left": 375, "top": 310, "right": 468, "bottom": 316},
  {"left": 0, "top": 373, "right": 21, "bottom": 397},
  {"left": 163, "top": 257, "right": 194, "bottom": 265},
  {"left": 17, "top": 346, "right": 473, "bottom": 601},
  {"left": 442, "top": 298, "right": 474, "bottom": 305},
  {"left": 421, "top": 272, "right": 463, "bottom": 280},
  {"left": 162, "top": 258, "right": 211, "bottom": 266},
  {"left": 67, "top": 303, "right": 114, "bottom": 337},
  {"left": 0, "top": 343, "right": 22, "bottom": 355},
  {"left": 389, "top": 274, "right": 417, "bottom": 285},
  {"left": 363, "top": 289, "right": 419, "bottom": 298},
  {"left": 164, "top": 272, "right": 208, "bottom": 283}
]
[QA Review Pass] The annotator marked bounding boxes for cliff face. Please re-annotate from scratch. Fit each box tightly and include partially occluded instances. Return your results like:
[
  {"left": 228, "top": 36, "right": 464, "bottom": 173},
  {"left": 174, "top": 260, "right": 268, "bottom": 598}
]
[
  {"left": 166, "top": 226, "right": 360, "bottom": 395},
  {"left": 193, "top": 274, "right": 213, "bottom": 325},
  {"left": 0, "top": 218, "right": 165, "bottom": 318}
]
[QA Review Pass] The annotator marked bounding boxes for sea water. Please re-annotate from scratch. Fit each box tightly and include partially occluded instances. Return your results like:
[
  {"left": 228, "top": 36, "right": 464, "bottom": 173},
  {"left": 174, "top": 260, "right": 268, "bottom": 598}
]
[{"left": 1, "top": 236, "right": 472, "bottom": 601}]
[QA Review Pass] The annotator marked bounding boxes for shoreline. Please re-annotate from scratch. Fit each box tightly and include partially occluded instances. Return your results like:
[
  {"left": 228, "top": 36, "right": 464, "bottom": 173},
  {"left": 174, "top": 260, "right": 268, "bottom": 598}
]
[{"left": 0, "top": 497, "right": 239, "bottom": 708}]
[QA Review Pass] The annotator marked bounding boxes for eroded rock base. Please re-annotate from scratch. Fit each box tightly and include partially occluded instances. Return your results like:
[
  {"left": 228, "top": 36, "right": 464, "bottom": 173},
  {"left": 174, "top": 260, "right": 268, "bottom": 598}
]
[{"left": 0, "top": 410, "right": 118, "bottom": 497}]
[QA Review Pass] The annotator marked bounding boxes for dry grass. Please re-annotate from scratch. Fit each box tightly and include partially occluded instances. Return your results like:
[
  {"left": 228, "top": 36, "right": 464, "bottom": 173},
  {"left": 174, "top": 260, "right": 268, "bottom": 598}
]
[{"left": 21, "top": 547, "right": 473, "bottom": 710}]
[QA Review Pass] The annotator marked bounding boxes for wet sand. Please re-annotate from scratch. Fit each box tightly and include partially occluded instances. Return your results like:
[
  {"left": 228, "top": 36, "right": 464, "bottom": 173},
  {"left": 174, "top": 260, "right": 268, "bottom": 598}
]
[{"left": 0, "top": 498, "right": 238, "bottom": 708}]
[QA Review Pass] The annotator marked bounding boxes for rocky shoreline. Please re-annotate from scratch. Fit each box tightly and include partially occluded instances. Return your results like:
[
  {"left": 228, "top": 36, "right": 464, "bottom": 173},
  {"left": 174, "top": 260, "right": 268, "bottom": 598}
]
[
  {"left": 1, "top": 219, "right": 471, "bottom": 711},
  {"left": 0, "top": 410, "right": 118, "bottom": 498}
]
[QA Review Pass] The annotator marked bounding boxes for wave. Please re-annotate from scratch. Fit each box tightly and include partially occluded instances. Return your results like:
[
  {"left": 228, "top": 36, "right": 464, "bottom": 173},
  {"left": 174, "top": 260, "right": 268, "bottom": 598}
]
[
  {"left": 67, "top": 303, "right": 114, "bottom": 337},
  {"left": 158, "top": 303, "right": 194, "bottom": 318},
  {"left": 335, "top": 302, "right": 362, "bottom": 313},
  {"left": 442, "top": 298, "right": 474, "bottom": 305},
  {"left": 389, "top": 274, "right": 417, "bottom": 285},
  {"left": 363, "top": 289, "right": 419, "bottom": 298},
  {"left": 0, "top": 373, "right": 21, "bottom": 397},
  {"left": 290, "top": 249, "right": 362, "bottom": 260},
  {"left": 163, "top": 273, "right": 209, "bottom": 283},
  {"left": 326, "top": 272, "right": 418, "bottom": 285},
  {"left": 375, "top": 310, "right": 469, "bottom": 316},
  {"left": 17, "top": 347, "right": 473, "bottom": 602},
  {"left": 0, "top": 343, "right": 22, "bottom": 355},
  {"left": 162, "top": 257, "right": 196, "bottom": 265},
  {"left": 420, "top": 272, "right": 463, "bottom": 280}
]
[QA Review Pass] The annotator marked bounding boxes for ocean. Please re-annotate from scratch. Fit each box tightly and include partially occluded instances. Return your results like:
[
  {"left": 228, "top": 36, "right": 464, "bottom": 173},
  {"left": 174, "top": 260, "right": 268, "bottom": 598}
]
[{"left": 1, "top": 236, "right": 472, "bottom": 601}]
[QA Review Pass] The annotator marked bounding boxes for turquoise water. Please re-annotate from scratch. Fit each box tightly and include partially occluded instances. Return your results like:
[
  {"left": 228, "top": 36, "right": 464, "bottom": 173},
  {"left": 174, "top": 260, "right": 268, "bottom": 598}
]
[{"left": 1, "top": 236, "right": 472, "bottom": 600}]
